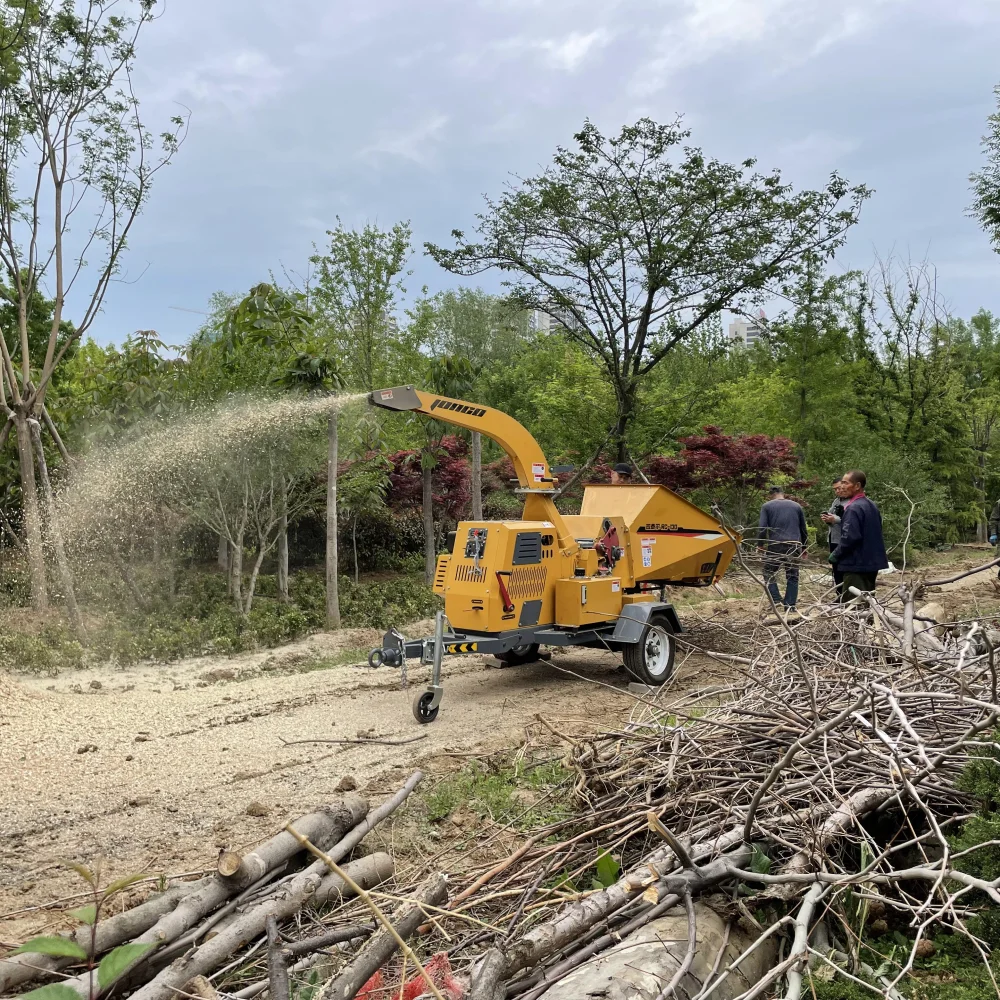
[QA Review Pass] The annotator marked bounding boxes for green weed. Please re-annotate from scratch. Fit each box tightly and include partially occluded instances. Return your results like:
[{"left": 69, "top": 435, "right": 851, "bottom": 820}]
[{"left": 423, "top": 756, "right": 572, "bottom": 828}]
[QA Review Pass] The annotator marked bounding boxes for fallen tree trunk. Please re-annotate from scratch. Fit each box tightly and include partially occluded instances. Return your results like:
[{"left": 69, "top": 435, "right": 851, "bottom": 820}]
[
  {"left": 535, "top": 901, "right": 775, "bottom": 1000},
  {"left": 320, "top": 875, "right": 449, "bottom": 1000},
  {"left": 472, "top": 848, "right": 752, "bottom": 1000},
  {"left": 122, "top": 854, "right": 394, "bottom": 1000}
]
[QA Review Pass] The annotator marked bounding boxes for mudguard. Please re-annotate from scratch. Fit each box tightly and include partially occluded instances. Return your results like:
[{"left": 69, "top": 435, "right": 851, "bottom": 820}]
[{"left": 611, "top": 603, "right": 682, "bottom": 643}]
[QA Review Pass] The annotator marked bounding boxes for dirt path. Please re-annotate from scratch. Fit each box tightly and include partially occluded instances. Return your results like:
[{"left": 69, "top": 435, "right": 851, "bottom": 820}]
[{"left": 0, "top": 627, "right": 728, "bottom": 942}]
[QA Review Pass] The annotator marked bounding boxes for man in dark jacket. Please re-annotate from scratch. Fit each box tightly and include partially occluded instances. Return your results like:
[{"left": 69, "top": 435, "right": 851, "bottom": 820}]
[
  {"left": 988, "top": 500, "right": 1000, "bottom": 588},
  {"left": 829, "top": 470, "right": 888, "bottom": 601},
  {"left": 758, "top": 485, "right": 808, "bottom": 613}
]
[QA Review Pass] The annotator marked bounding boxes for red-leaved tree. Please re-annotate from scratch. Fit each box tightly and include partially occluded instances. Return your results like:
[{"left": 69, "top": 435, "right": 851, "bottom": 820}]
[
  {"left": 386, "top": 436, "right": 471, "bottom": 530},
  {"left": 646, "top": 426, "right": 800, "bottom": 528}
]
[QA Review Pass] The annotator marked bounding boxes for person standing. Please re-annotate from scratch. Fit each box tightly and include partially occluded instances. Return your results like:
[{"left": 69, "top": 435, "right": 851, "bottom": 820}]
[
  {"left": 828, "top": 470, "right": 888, "bottom": 600},
  {"left": 989, "top": 499, "right": 1000, "bottom": 590},
  {"left": 758, "top": 485, "right": 808, "bottom": 614},
  {"left": 820, "top": 478, "right": 846, "bottom": 598}
]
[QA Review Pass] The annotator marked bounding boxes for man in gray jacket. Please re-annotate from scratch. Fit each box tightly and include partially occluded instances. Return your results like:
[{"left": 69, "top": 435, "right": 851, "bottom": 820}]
[
  {"left": 821, "top": 479, "right": 846, "bottom": 598},
  {"left": 758, "top": 485, "right": 808, "bottom": 613}
]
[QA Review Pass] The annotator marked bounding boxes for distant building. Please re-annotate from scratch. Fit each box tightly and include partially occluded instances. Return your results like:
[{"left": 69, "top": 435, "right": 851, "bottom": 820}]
[
  {"left": 729, "top": 313, "right": 767, "bottom": 347},
  {"left": 529, "top": 304, "right": 584, "bottom": 334}
]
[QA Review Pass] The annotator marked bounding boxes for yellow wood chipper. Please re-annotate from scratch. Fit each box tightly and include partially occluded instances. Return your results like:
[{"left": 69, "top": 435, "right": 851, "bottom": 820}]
[{"left": 366, "top": 386, "right": 739, "bottom": 722}]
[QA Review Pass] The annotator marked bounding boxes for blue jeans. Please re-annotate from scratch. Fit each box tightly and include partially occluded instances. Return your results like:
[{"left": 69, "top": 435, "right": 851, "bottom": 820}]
[{"left": 763, "top": 543, "right": 801, "bottom": 609}]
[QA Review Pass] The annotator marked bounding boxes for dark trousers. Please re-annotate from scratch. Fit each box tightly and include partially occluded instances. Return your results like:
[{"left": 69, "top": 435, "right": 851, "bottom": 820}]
[
  {"left": 829, "top": 546, "right": 844, "bottom": 600},
  {"left": 840, "top": 571, "right": 877, "bottom": 602},
  {"left": 763, "top": 542, "right": 801, "bottom": 609}
]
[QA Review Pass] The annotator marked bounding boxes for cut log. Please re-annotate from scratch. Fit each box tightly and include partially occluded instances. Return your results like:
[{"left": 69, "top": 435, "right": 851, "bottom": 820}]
[
  {"left": 58, "top": 798, "right": 369, "bottom": 999},
  {"left": 126, "top": 854, "right": 394, "bottom": 1000},
  {"left": 535, "top": 902, "right": 775, "bottom": 1000},
  {"left": 217, "top": 850, "right": 243, "bottom": 878},
  {"left": 222, "top": 795, "right": 366, "bottom": 889},
  {"left": 0, "top": 880, "right": 208, "bottom": 993},
  {"left": 320, "top": 875, "right": 449, "bottom": 1000}
]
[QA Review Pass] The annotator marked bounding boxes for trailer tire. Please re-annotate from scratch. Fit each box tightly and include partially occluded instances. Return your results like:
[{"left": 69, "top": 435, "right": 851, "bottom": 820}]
[
  {"left": 622, "top": 614, "right": 675, "bottom": 686},
  {"left": 496, "top": 643, "right": 541, "bottom": 667}
]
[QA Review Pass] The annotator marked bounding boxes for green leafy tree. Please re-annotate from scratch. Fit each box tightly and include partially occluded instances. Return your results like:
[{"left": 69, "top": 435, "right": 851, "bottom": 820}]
[
  {"left": 279, "top": 349, "right": 344, "bottom": 623},
  {"left": 224, "top": 283, "right": 345, "bottom": 620},
  {"left": 969, "top": 83, "right": 1000, "bottom": 252},
  {"left": 0, "top": 0, "right": 185, "bottom": 609},
  {"left": 310, "top": 219, "right": 413, "bottom": 391},
  {"left": 853, "top": 258, "right": 979, "bottom": 538},
  {"left": 765, "top": 259, "right": 857, "bottom": 461},
  {"left": 427, "top": 117, "right": 869, "bottom": 460},
  {"left": 338, "top": 457, "right": 390, "bottom": 584}
]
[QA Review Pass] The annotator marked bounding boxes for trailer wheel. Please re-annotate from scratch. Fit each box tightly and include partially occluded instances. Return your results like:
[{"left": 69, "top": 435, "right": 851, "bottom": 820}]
[
  {"left": 413, "top": 691, "right": 439, "bottom": 724},
  {"left": 622, "top": 615, "right": 675, "bottom": 686},
  {"left": 497, "top": 643, "right": 541, "bottom": 667}
]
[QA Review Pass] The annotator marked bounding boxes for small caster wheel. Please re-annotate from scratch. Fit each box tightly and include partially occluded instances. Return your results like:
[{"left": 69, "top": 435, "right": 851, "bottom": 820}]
[
  {"left": 368, "top": 648, "right": 385, "bottom": 669},
  {"left": 413, "top": 691, "right": 439, "bottom": 724}
]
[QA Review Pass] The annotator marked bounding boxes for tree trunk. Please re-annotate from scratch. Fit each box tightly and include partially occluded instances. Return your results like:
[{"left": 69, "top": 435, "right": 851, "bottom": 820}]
[
  {"left": 612, "top": 385, "right": 637, "bottom": 464},
  {"left": 244, "top": 543, "right": 270, "bottom": 615},
  {"left": 352, "top": 518, "right": 359, "bottom": 585},
  {"left": 472, "top": 430, "right": 483, "bottom": 520},
  {"left": 326, "top": 411, "right": 341, "bottom": 628},
  {"left": 230, "top": 529, "right": 244, "bottom": 611},
  {"left": 14, "top": 412, "right": 47, "bottom": 609},
  {"left": 277, "top": 477, "right": 289, "bottom": 602},
  {"left": 27, "top": 418, "right": 81, "bottom": 636},
  {"left": 113, "top": 547, "right": 148, "bottom": 611},
  {"left": 422, "top": 457, "right": 435, "bottom": 585},
  {"left": 166, "top": 532, "right": 176, "bottom": 600},
  {"left": 217, "top": 535, "right": 228, "bottom": 572}
]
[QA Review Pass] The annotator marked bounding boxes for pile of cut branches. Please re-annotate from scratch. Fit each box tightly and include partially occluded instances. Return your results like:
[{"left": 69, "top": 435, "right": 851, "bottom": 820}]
[
  {"left": 435, "top": 573, "right": 1000, "bottom": 999},
  {"left": 5, "top": 565, "right": 1000, "bottom": 1000}
]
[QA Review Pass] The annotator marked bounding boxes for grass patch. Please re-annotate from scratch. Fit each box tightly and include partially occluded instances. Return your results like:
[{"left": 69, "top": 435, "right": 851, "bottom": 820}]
[
  {"left": 423, "top": 756, "right": 573, "bottom": 828},
  {"left": 811, "top": 932, "right": 1000, "bottom": 1000}
]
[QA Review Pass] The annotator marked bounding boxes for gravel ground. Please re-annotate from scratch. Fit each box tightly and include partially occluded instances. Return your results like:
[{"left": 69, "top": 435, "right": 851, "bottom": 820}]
[{"left": 0, "top": 626, "right": 730, "bottom": 944}]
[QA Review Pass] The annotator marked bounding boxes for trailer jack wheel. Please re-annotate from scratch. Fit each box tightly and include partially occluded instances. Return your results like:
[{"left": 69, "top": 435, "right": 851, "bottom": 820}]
[{"left": 413, "top": 690, "right": 440, "bottom": 724}]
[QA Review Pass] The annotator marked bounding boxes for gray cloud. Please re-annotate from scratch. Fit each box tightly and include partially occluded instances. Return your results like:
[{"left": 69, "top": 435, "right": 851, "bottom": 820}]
[{"left": 83, "top": 0, "right": 999, "bottom": 346}]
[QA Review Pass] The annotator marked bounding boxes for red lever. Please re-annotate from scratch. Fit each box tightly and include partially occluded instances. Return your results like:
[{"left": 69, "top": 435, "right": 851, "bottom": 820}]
[{"left": 495, "top": 572, "right": 515, "bottom": 613}]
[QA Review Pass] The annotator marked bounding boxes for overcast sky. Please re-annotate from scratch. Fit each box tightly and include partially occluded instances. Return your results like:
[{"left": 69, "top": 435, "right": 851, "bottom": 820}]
[{"left": 88, "top": 0, "right": 1000, "bottom": 347}]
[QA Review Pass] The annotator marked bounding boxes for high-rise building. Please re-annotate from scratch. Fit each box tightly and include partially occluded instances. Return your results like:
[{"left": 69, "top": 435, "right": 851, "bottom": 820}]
[
  {"left": 728, "top": 312, "right": 767, "bottom": 347},
  {"left": 529, "top": 304, "right": 584, "bottom": 334}
]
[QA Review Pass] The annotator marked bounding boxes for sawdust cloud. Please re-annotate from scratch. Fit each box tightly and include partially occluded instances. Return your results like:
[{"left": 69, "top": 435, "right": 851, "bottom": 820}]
[{"left": 57, "top": 392, "right": 367, "bottom": 546}]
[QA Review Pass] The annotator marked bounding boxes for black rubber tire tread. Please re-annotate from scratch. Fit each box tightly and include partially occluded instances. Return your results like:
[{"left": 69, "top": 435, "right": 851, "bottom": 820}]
[
  {"left": 413, "top": 691, "right": 439, "bottom": 724},
  {"left": 497, "top": 643, "right": 541, "bottom": 666},
  {"left": 622, "top": 613, "right": 676, "bottom": 685}
]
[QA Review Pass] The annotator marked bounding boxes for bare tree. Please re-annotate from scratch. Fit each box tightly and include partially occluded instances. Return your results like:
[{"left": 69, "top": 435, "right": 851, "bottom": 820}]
[{"left": 0, "top": 1, "right": 186, "bottom": 607}]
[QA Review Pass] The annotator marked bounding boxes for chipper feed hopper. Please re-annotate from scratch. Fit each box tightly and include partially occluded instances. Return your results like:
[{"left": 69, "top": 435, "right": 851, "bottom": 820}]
[{"left": 366, "top": 386, "right": 739, "bottom": 722}]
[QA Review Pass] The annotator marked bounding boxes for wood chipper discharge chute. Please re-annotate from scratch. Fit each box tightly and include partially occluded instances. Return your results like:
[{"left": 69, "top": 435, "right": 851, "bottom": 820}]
[{"left": 365, "top": 386, "right": 739, "bottom": 724}]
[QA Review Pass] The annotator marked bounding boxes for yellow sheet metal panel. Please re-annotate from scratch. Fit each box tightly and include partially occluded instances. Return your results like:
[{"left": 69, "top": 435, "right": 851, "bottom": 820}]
[
  {"left": 433, "top": 554, "right": 450, "bottom": 595},
  {"left": 581, "top": 484, "right": 738, "bottom": 585},
  {"left": 442, "top": 521, "right": 564, "bottom": 632},
  {"left": 622, "top": 592, "right": 656, "bottom": 605},
  {"left": 555, "top": 576, "right": 623, "bottom": 627}
]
